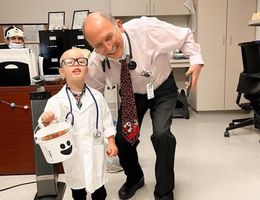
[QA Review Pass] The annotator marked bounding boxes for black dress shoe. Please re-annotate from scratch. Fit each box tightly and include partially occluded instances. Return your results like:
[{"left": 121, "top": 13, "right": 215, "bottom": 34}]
[
  {"left": 154, "top": 191, "right": 174, "bottom": 200},
  {"left": 118, "top": 177, "right": 144, "bottom": 199}
]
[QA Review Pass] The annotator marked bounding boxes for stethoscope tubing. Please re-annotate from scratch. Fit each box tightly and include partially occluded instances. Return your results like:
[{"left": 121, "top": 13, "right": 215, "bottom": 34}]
[
  {"left": 102, "top": 31, "right": 137, "bottom": 73},
  {"left": 65, "top": 84, "right": 99, "bottom": 131}
]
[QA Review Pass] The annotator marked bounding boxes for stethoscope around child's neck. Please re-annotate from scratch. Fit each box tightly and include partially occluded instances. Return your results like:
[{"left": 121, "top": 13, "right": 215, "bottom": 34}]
[
  {"left": 101, "top": 31, "right": 137, "bottom": 72},
  {"left": 65, "top": 84, "right": 100, "bottom": 137}
]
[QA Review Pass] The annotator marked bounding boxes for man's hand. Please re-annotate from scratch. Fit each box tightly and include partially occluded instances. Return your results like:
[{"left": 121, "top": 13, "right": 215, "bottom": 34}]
[{"left": 185, "top": 64, "right": 203, "bottom": 89}]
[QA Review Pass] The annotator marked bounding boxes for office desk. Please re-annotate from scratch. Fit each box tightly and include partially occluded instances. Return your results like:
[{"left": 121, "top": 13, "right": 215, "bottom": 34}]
[
  {"left": 0, "top": 85, "right": 62, "bottom": 175},
  {"left": 170, "top": 59, "right": 190, "bottom": 89},
  {"left": 170, "top": 59, "right": 189, "bottom": 69}
]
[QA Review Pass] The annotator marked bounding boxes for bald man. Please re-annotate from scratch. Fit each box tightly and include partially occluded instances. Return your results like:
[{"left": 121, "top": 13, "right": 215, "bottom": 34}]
[{"left": 83, "top": 11, "right": 204, "bottom": 200}]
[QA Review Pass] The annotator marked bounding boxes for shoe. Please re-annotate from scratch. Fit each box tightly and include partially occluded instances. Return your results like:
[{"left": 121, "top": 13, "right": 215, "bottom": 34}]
[
  {"left": 118, "top": 177, "right": 144, "bottom": 199},
  {"left": 154, "top": 191, "right": 174, "bottom": 200}
]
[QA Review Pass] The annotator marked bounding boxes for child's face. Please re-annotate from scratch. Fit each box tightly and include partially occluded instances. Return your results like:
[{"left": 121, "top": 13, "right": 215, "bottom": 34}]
[{"left": 59, "top": 50, "right": 88, "bottom": 84}]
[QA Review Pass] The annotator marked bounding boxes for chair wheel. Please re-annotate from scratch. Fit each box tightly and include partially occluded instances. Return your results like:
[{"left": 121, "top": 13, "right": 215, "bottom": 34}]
[{"left": 224, "top": 131, "right": 230, "bottom": 137}]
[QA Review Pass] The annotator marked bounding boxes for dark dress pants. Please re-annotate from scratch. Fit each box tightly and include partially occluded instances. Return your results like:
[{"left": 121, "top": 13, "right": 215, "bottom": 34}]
[{"left": 115, "top": 73, "right": 178, "bottom": 197}]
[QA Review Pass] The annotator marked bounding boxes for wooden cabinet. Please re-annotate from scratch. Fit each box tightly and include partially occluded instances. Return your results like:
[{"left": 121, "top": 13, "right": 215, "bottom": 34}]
[
  {"left": 150, "top": 0, "right": 189, "bottom": 15},
  {"left": 0, "top": 86, "right": 35, "bottom": 175},
  {"left": 189, "top": 0, "right": 256, "bottom": 111},
  {"left": 110, "top": 0, "right": 189, "bottom": 16},
  {"left": 0, "top": 85, "right": 62, "bottom": 175}
]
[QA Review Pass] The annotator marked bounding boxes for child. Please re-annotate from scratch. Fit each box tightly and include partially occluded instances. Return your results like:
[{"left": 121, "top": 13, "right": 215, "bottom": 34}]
[{"left": 38, "top": 48, "right": 118, "bottom": 200}]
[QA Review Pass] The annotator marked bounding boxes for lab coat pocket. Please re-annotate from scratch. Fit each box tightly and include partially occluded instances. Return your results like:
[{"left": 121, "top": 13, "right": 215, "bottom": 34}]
[{"left": 93, "top": 144, "right": 105, "bottom": 178}]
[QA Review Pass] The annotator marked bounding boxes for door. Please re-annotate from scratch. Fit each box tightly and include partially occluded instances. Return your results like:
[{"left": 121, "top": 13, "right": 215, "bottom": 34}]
[
  {"left": 191, "top": 0, "right": 227, "bottom": 111},
  {"left": 224, "top": 0, "right": 256, "bottom": 110}
]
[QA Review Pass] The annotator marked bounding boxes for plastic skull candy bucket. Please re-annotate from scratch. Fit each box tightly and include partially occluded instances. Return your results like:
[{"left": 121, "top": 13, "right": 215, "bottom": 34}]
[{"left": 34, "top": 121, "right": 73, "bottom": 164}]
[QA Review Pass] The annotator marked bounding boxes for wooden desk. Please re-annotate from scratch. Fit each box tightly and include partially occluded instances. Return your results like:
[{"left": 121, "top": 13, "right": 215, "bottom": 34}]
[
  {"left": 0, "top": 85, "right": 62, "bottom": 175},
  {"left": 170, "top": 59, "right": 190, "bottom": 89},
  {"left": 170, "top": 59, "right": 189, "bottom": 69}
]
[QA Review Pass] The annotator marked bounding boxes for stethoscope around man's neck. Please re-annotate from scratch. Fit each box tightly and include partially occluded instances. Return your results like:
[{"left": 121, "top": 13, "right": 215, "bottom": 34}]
[
  {"left": 65, "top": 84, "right": 100, "bottom": 137},
  {"left": 101, "top": 31, "right": 137, "bottom": 72}
]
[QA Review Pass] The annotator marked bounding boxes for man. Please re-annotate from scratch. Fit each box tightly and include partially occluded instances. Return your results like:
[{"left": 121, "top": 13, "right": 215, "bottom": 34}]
[
  {"left": 83, "top": 11, "right": 204, "bottom": 200},
  {"left": 0, "top": 25, "right": 25, "bottom": 49}
]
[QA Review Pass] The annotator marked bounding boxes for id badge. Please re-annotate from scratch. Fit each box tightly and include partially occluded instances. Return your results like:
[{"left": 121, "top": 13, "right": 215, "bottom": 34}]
[{"left": 146, "top": 83, "right": 154, "bottom": 99}]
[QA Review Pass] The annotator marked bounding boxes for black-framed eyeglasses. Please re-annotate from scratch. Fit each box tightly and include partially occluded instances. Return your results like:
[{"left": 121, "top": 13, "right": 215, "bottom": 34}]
[{"left": 61, "top": 57, "right": 88, "bottom": 67}]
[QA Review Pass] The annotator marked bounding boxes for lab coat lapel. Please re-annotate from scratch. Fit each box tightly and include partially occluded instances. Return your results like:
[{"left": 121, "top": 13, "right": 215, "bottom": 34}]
[
  {"left": 57, "top": 85, "right": 98, "bottom": 113},
  {"left": 57, "top": 86, "right": 80, "bottom": 112},
  {"left": 80, "top": 87, "right": 99, "bottom": 112}
]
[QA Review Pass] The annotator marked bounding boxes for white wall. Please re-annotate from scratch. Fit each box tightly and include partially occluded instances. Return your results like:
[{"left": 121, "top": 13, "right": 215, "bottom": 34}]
[
  {"left": 0, "top": 1, "right": 189, "bottom": 28},
  {"left": 0, "top": 0, "right": 109, "bottom": 26}
]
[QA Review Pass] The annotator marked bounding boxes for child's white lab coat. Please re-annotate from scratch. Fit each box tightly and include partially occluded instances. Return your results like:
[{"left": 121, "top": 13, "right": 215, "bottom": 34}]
[{"left": 39, "top": 85, "right": 116, "bottom": 193}]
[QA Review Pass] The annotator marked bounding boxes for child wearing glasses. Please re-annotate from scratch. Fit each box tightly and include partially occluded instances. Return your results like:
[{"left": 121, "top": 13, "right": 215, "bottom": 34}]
[{"left": 38, "top": 48, "right": 118, "bottom": 200}]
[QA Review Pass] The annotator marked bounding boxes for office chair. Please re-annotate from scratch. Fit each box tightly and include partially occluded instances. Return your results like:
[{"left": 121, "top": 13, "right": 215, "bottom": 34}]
[
  {"left": 0, "top": 61, "right": 30, "bottom": 86},
  {"left": 224, "top": 40, "right": 260, "bottom": 138}
]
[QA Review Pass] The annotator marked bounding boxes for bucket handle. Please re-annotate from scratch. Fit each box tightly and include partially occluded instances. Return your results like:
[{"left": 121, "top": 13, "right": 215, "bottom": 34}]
[
  {"left": 33, "top": 119, "right": 71, "bottom": 144},
  {"left": 33, "top": 124, "right": 41, "bottom": 144},
  {"left": 33, "top": 119, "right": 58, "bottom": 143}
]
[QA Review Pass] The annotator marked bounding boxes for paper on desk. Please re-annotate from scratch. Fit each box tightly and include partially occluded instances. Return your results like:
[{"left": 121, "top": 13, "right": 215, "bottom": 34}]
[
  {"left": 38, "top": 56, "right": 44, "bottom": 76},
  {"left": 184, "top": 0, "right": 196, "bottom": 32}
]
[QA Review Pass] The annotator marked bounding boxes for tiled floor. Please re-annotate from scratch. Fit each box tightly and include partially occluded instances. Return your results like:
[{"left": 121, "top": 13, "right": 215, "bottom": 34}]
[{"left": 1, "top": 110, "right": 260, "bottom": 200}]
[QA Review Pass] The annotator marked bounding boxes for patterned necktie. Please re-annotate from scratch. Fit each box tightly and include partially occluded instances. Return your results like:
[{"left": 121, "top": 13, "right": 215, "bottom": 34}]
[
  {"left": 68, "top": 86, "right": 85, "bottom": 109},
  {"left": 120, "top": 59, "right": 140, "bottom": 145}
]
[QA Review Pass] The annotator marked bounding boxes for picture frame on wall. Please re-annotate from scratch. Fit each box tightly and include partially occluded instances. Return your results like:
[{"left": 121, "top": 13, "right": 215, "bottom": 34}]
[
  {"left": 72, "top": 10, "right": 89, "bottom": 29},
  {"left": 48, "top": 11, "right": 65, "bottom": 30}
]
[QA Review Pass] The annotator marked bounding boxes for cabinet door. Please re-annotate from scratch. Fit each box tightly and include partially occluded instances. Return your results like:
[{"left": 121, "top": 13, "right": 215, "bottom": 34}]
[
  {"left": 191, "top": 0, "right": 256, "bottom": 111},
  {"left": 110, "top": 0, "right": 150, "bottom": 16},
  {"left": 224, "top": 0, "right": 256, "bottom": 110},
  {"left": 110, "top": 0, "right": 189, "bottom": 16},
  {"left": 190, "top": 0, "right": 227, "bottom": 111},
  {"left": 151, "top": 0, "right": 189, "bottom": 15}
]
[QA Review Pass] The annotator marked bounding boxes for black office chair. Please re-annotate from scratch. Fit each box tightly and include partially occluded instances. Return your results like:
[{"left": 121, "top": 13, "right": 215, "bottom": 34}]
[
  {"left": 224, "top": 40, "right": 260, "bottom": 138},
  {"left": 0, "top": 61, "right": 30, "bottom": 86}
]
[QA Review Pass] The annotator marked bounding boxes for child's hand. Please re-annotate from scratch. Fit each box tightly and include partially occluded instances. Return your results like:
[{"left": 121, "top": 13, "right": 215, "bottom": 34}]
[
  {"left": 41, "top": 111, "right": 56, "bottom": 126},
  {"left": 107, "top": 142, "right": 118, "bottom": 157}
]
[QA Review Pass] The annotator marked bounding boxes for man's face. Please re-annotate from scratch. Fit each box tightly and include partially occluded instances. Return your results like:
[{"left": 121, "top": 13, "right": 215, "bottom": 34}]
[
  {"left": 85, "top": 17, "right": 124, "bottom": 59},
  {"left": 7, "top": 35, "right": 24, "bottom": 45}
]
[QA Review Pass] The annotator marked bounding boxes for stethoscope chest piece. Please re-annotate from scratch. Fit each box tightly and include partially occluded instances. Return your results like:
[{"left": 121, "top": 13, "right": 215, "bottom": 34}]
[
  {"left": 128, "top": 60, "right": 137, "bottom": 70},
  {"left": 94, "top": 129, "right": 102, "bottom": 138}
]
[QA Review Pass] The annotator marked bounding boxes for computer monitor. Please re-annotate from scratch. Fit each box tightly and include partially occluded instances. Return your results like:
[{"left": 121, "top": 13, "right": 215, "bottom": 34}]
[
  {"left": 39, "top": 30, "right": 93, "bottom": 75},
  {"left": 0, "top": 48, "right": 38, "bottom": 86}
]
